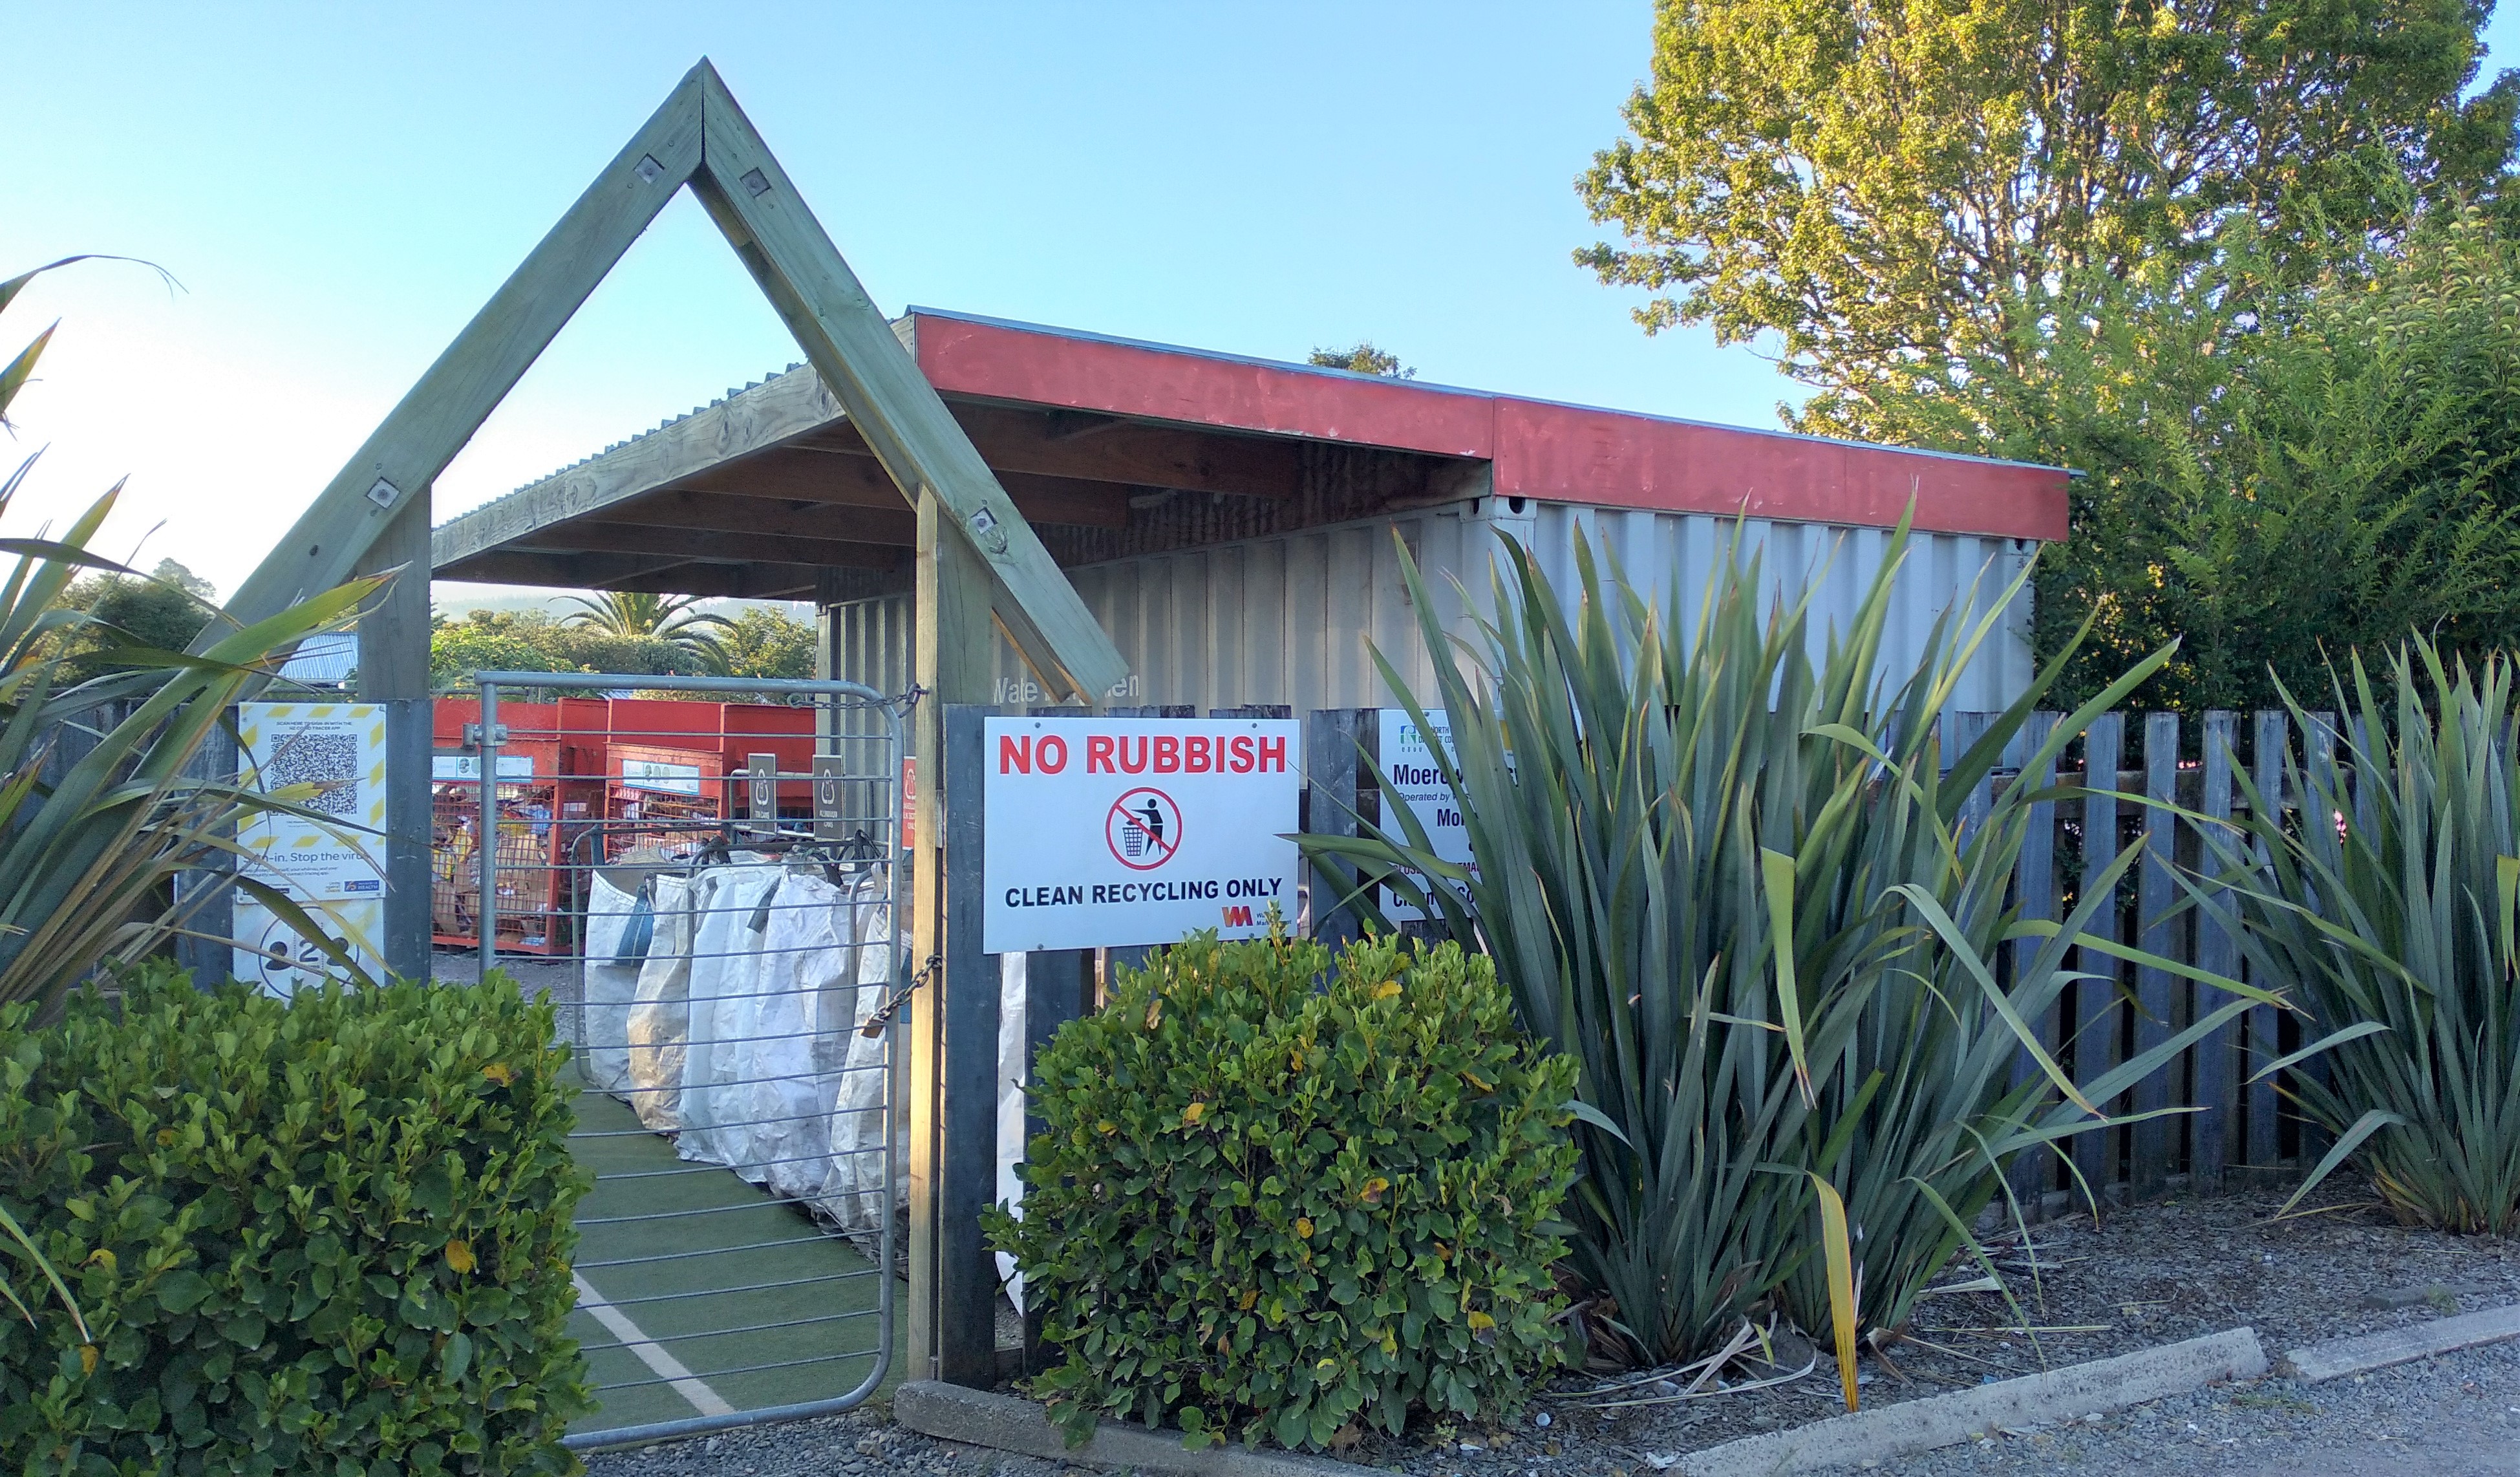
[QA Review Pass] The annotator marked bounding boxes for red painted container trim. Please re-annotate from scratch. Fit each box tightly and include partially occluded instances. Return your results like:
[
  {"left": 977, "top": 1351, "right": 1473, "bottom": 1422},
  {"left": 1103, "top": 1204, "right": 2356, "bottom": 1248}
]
[{"left": 908, "top": 308, "right": 2067, "bottom": 543}]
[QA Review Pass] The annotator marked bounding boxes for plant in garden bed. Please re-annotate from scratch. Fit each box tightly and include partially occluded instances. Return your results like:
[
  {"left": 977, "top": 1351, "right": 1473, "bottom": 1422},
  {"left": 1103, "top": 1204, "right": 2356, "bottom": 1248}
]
[
  {"left": 0, "top": 965, "right": 590, "bottom": 1474},
  {"left": 988, "top": 929, "right": 1579, "bottom": 1450},
  {"left": 2201, "top": 638, "right": 2520, "bottom": 1234},
  {"left": 1304, "top": 517, "right": 2282, "bottom": 1383},
  {"left": 0, "top": 257, "right": 380, "bottom": 1347}
]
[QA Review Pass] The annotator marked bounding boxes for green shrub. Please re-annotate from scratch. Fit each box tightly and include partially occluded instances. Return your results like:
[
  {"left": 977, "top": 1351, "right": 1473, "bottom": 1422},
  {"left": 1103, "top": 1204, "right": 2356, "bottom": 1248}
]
[
  {"left": 0, "top": 967, "right": 590, "bottom": 1475},
  {"left": 2207, "top": 638, "right": 2520, "bottom": 1234},
  {"left": 1304, "top": 520, "right": 2278, "bottom": 1368},
  {"left": 989, "top": 931, "right": 1579, "bottom": 1450}
]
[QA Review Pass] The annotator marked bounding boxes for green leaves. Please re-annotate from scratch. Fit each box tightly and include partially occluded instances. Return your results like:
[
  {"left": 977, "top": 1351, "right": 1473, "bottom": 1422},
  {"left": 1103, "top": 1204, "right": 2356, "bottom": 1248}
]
[
  {"left": 1305, "top": 516, "right": 2247, "bottom": 1368},
  {"left": 2206, "top": 640, "right": 2520, "bottom": 1234},
  {"left": 987, "top": 930, "right": 1578, "bottom": 1450},
  {"left": 0, "top": 966, "right": 590, "bottom": 1472}
]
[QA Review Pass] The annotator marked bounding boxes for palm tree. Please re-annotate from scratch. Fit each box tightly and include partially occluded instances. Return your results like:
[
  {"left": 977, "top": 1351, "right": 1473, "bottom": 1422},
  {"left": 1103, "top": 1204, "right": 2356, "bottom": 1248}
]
[{"left": 561, "top": 590, "right": 730, "bottom": 669}]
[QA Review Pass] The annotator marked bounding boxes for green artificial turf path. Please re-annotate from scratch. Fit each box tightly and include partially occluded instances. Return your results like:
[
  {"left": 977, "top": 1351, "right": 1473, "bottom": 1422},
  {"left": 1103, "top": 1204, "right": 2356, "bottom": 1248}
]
[{"left": 563, "top": 1082, "right": 908, "bottom": 1439}]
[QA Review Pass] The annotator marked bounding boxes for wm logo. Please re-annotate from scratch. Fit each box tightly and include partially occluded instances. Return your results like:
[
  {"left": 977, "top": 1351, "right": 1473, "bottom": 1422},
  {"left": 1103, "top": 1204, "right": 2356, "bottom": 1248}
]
[{"left": 1220, "top": 905, "right": 1255, "bottom": 928}]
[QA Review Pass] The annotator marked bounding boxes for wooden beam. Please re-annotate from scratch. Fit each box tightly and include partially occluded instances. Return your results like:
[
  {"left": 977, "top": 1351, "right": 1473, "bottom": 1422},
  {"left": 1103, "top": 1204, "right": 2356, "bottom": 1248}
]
[
  {"left": 795, "top": 405, "right": 1301, "bottom": 501},
  {"left": 913, "top": 490, "right": 999, "bottom": 1388},
  {"left": 214, "top": 68, "right": 707, "bottom": 638},
  {"left": 593, "top": 564, "right": 824, "bottom": 599},
  {"left": 510, "top": 518, "right": 904, "bottom": 568},
  {"left": 588, "top": 487, "right": 920, "bottom": 545},
  {"left": 354, "top": 497, "right": 433, "bottom": 983},
  {"left": 689, "top": 445, "right": 1130, "bottom": 528},
  {"left": 438, "top": 550, "right": 694, "bottom": 588},
  {"left": 689, "top": 65, "right": 1127, "bottom": 703},
  {"left": 431, "top": 367, "right": 843, "bottom": 569}
]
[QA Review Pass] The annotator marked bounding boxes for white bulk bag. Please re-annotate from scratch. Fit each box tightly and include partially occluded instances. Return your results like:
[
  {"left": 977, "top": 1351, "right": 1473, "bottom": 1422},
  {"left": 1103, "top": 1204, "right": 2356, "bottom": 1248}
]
[
  {"left": 577, "top": 874, "right": 643, "bottom": 1094},
  {"left": 625, "top": 872, "right": 694, "bottom": 1132},
  {"left": 674, "top": 861, "right": 786, "bottom": 1170},
  {"left": 821, "top": 873, "right": 902, "bottom": 1233}
]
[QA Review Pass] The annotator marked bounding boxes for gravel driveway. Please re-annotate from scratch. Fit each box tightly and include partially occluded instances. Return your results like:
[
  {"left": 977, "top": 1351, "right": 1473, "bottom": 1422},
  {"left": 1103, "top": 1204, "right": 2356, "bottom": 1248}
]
[{"left": 1870, "top": 1335, "right": 2520, "bottom": 1476}]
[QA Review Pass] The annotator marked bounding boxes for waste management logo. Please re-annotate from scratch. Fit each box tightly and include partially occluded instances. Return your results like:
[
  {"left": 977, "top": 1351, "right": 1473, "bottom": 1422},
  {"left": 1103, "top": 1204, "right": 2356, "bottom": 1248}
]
[{"left": 982, "top": 716, "right": 1300, "bottom": 952}]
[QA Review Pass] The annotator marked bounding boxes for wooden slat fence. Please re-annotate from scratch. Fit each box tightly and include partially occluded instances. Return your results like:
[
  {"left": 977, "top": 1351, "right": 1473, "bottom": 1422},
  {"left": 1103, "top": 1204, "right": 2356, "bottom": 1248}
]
[{"left": 1977, "top": 706, "right": 2347, "bottom": 1211}]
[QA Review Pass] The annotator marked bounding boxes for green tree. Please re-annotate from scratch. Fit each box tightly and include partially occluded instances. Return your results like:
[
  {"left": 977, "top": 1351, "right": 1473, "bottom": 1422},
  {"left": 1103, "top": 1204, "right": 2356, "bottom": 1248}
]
[
  {"left": 1894, "top": 210, "right": 2520, "bottom": 712},
  {"left": 562, "top": 590, "right": 731, "bottom": 669},
  {"left": 1307, "top": 342, "right": 1415, "bottom": 379},
  {"left": 714, "top": 605, "right": 816, "bottom": 679},
  {"left": 1576, "top": 0, "right": 2518, "bottom": 437},
  {"left": 429, "top": 608, "right": 712, "bottom": 689},
  {"left": 56, "top": 558, "right": 219, "bottom": 680}
]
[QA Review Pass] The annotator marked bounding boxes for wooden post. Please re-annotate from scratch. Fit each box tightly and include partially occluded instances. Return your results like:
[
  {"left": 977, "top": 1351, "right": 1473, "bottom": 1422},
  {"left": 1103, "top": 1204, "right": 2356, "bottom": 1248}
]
[
  {"left": 2192, "top": 711, "right": 2239, "bottom": 1194},
  {"left": 1018, "top": 947, "right": 1090, "bottom": 1375},
  {"left": 2130, "top": 711, "right": 2179, "bottom": 1198},
  {"left": 1305, "top": 709, "right": 1366, "bottom": 949},
  {"left": 909, "top": 488, "right": 1000, "bottom": 1388},
  {"left": 356, "top": 494, "right": 434, "bottom": 983},
  {"left": 2005, "top": 710, "right": 2060, "bottom": 1214},
  {"left": 2245, "top": 709, "right": 2286, "bottom": 1185},
  {"left": 2072, "top": 713, "right": 2124, "bottom": 1200}
]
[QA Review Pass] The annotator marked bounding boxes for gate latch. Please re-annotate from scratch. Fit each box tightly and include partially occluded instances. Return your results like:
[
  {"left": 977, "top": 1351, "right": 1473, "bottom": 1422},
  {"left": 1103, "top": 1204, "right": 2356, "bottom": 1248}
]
[{"left": 860, "top": 953, "right": 939, "bottom": 1037}]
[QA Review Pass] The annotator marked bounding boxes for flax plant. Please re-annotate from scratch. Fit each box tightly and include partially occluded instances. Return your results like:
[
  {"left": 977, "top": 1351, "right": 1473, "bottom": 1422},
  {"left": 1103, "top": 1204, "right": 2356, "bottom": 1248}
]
[
  {"left": 1305, "top": 519, "right": 2278, "bottom": 1366},
  {"left": 2199, "top": 640, "right": 2520, "bottom": 1234}
]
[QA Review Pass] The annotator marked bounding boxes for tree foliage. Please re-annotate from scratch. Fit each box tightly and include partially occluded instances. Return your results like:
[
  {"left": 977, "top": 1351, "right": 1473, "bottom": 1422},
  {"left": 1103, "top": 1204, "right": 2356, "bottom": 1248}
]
[
  {"left": 1307, "top": 343, "right": 1415, "bottom": 379},
  {"left": 562, "top": 590, "right": 731, "bottom": 669},
  {"left": 1577, "top": 0, "right": 2518, "bottom": 432},
  {"left": 1880, "top": 209, "right": 2520, "bottom": 711},
  {"left": 53, "top": 559, "right": 219, "bottom": 681},
  {"left": 429, "top": 603, "right": 816, "bottom": 689}
]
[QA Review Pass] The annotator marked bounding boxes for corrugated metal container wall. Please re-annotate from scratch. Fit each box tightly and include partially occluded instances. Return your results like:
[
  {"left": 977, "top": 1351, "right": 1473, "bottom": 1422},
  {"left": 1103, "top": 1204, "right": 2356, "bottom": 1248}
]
[{"left": 824, "top": 501, "right": 2035, "bottom": 715}]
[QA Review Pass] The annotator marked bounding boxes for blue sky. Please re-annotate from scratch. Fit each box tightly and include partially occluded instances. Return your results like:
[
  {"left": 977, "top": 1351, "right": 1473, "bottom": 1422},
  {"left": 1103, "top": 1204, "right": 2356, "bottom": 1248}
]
[{"left": 5, "top": 3, "right": 2516, "bottom": 599}]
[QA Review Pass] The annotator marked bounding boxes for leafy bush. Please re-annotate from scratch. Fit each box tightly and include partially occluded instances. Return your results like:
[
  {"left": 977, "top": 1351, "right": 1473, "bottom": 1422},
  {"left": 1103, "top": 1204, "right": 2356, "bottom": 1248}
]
[
  {"left": 0, "top": 967, "right": 590, "bottom": 1474},
  {"left": 989, "top": 931, "right": 1579, "bottom": 1449},
  {"left": 2205, "top": 638, "right": 2520, "bottom": 1234},
  {"left": 0, "top": 260, "right": 376, "bottom": 1013},
  {"left": 1306, "top": 519, "right": 2277, "bottom": 1371}
]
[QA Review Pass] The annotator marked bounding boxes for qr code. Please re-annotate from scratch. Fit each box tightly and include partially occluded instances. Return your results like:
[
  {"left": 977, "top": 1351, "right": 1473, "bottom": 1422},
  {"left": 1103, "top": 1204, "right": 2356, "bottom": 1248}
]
[{"left": 265, "top": 733, "right": 361, "bottom": 815}]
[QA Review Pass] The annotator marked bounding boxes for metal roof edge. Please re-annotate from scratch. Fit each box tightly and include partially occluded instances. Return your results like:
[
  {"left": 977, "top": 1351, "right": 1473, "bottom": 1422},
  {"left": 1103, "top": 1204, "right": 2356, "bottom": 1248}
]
[{"left": 905, "top": 305, "right": 2067, "bottom": 478}]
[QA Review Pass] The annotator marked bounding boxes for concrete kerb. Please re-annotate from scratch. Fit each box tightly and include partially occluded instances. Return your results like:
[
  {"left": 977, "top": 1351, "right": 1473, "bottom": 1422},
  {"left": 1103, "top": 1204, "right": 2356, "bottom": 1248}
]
[
  {"left": 2281, "top": 1300, "right": 2520, "bottom": 1383},
  {"left": 898, "top": 1307, "right": 2520, "bottom": 1477},
  {"left": 893, "top": 1382, "right": 1372, "bottom": 1477},
  {"left": 899, "top": 1332, "right": 2268, "bottom": 1477},
  {"left": 1676, "top": 1328, "right": 2267, "bottom": 1476}
]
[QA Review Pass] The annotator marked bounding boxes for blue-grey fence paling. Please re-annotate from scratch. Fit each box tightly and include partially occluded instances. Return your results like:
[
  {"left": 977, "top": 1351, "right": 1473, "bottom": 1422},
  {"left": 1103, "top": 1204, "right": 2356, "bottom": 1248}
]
[{"left": 1314, "top": 706, "right": 2354, "bottom": 1213}]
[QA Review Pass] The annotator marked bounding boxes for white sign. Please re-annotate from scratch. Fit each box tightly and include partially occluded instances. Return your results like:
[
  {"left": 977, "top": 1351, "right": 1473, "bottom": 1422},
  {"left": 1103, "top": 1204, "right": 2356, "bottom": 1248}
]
[
  {"left": 235, "top": 702, "right": 387, "bottom": 987},
  {"left": 233, "top": 896, "right": 383, "bottom": 1000},
  {"left": 1379, "top": 709, "right": 1477, "bottom": 921},
  {"left": 983, "top": 717, "right": 1301, "bottom": 952},
  {"left": 432, "top": 753, "right": 535, "bottom": 781},
  {"left": 620, "top": 758, "right": 703, "bottom": 795}
]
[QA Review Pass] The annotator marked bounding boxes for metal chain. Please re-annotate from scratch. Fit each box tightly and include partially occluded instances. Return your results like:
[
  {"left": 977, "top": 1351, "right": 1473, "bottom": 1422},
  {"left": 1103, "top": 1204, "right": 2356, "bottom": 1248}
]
[{"left": 859, "top": 951, "right": 938, "bottom": 1037}]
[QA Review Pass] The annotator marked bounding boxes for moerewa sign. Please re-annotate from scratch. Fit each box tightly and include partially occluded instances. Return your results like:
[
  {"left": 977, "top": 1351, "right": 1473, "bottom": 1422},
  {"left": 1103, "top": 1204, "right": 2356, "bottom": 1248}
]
[{"left": 981, "top": 716, "right": 1301, "bottom": 952}]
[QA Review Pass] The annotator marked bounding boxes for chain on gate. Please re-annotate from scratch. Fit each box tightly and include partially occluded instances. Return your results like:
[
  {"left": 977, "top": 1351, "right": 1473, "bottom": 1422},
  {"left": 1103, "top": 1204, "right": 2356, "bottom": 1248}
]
[{"left": 442, "top": 673, "right": 912, "bottom": 1449}]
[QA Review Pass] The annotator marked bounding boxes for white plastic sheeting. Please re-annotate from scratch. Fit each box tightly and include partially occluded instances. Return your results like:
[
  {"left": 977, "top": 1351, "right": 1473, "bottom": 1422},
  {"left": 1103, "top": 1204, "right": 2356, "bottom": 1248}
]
[
  {"left": 594, "top": 857, "right": 904, "bottom": 1235},
  {"left": 820, "top": 883, "right": 900, "bottom": 1233},
  {"left": 994, "top": 953, "right": 1029, "bottom": 1313},
  {"left": 579, "top": 874, "right": 641, "bottom": 1095},
  {"left": 626, "top": 873, "right": 694, "bottom": 1132}
]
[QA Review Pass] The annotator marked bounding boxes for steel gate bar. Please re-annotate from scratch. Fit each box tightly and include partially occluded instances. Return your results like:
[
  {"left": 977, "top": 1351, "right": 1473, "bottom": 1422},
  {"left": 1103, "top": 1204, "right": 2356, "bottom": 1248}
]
[{"left": 459, "top": 671, "right": 911, "bottom": 1451}]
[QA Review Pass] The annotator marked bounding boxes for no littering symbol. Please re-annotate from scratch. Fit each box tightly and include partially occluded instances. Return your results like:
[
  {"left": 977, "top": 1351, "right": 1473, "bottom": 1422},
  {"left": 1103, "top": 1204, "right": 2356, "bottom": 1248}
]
[{"left": 1107, "top": 788, "right": 1182, "bottom": 870}]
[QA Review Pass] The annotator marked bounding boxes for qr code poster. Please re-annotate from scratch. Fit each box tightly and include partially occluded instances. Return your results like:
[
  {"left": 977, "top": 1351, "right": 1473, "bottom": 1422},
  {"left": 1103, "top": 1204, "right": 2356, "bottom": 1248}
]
[
  {"left": 237, "top": 702, "right": 386, "bottom": 901},
  {"left": 231, "top": 894, "right": 381, "bottom": 998}
]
